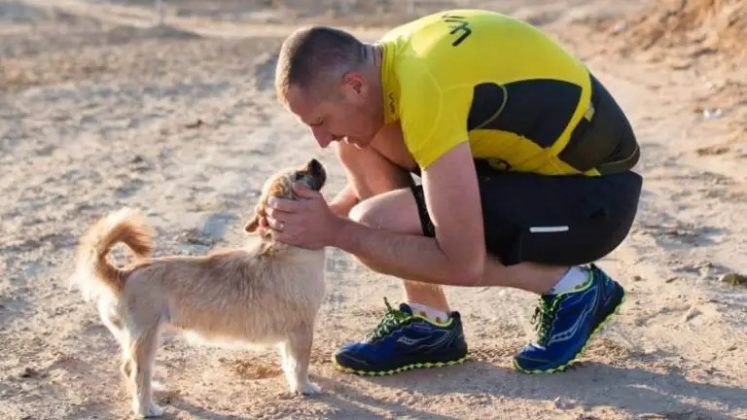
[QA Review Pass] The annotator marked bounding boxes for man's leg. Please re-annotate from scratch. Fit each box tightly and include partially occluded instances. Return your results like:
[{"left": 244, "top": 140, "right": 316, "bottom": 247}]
[
  {"left": 342, "top": 169, "right": 640, "bottom": 375},
  {"left": 407, "top": 168, "right": 639, "bottom": 374},
  {"left": 348, "top": 188, "right": 567, "bottom": 292},
  {"left": 332, "top": 126, "right": 470, "bottom": 375},
  {"left": 335, "top": 123, "right": 450, "bottom": 313}
]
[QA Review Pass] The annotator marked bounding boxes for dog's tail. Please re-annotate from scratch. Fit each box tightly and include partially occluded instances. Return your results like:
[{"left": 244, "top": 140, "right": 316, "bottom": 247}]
[{"left": 70, "top": 208, "right": 154, "bottom": 301}]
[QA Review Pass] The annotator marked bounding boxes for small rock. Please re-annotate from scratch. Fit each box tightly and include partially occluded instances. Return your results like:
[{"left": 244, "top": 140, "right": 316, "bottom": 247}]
[
  {"left": 553, "top": 397, "right": 575, "bottom": 410},
  {"left": 185, "top": 118, "right": 204, "bottom": 129},
  {"left": 682, "top": 307, "right": 701, "bottom": 322},
  {"left": 720, "top": 272, "right": 747, "bottom": 286},
  {"left": 665, "top": 277, "right": 678, "bottom": 283},
  {"left": 696, "top": 145, "right": 730, "bottom": 156},
  {"left": 19, "top": 367, "right": 38, "bottom": 379},
  {"left": 670, "top": 59, "right": 693, "bottom": 71},
  {"left": 702, "top": 108, "right": 723, "bottom": 120},
  {"left": 611, "top": 21, "right": 627, "bottom": 34},
  {"left": 698, "top": 261, "right": 715, "bottom": 270},
  {"left": 633, "top": 275, "right": 644, "bottom": 282},
  {"left": 726, "top": 345, "right": 737, "bottom": 351}
]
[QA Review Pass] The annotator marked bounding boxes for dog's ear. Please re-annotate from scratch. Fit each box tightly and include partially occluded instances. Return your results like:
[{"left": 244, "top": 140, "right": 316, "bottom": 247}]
[
  {"left": 244, "top": 215, "right": 260, "bottom": 233},
  {"left": 245, "top": 204, "right": 265, "bottom": 233}
]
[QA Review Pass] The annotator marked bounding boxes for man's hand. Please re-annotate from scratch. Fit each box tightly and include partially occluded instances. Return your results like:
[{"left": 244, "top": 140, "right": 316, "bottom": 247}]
[{"left": 263, "top": 184, "right": 341, "bottom": 249}]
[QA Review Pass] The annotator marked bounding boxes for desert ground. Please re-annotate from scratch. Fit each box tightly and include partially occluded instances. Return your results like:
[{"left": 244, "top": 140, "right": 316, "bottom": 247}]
[{"left": 1, "top": 0, "right": 746, "bottom": 419}]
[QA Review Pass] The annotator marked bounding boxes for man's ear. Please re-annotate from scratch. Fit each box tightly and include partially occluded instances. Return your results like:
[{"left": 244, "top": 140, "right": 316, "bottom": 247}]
[{"left": 342, "top": 71, "right": 365, "bottom": 95}]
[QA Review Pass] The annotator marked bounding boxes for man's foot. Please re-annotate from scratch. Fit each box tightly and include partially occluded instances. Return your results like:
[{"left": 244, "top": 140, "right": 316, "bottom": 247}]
[
  {"left": 333, "top": 299, "right": 468, "bottom": 376},
  {"left": 513, "top": 264, "right": 625, "bottom": 374}
]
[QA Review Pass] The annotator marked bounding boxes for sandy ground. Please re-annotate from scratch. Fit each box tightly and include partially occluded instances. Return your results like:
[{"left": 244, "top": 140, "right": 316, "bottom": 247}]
[{"left": 1, "top": 0, "right": 746, "bottom": 419}]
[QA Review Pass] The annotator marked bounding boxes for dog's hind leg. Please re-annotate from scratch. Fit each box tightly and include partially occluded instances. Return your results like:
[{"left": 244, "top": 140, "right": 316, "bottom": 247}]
[
  {"left": 279, "top": 324, "right": 320, "bottom": 395},
  {"left": 97, "top": 301, "right": 135, "bottom": 381},
  {"left": 121, "top": 353, "right": 134, "bottom": 381},
  {"left": 128, "top": 326, "right": 164, "bottom": 418},
  {"left": 98, "top": 300, "right": 126, "bottom": 344}
]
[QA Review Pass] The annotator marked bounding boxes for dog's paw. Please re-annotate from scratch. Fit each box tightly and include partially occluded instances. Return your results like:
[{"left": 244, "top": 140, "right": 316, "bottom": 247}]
[
  {"left": 136, "top": 403, "right": 164, "bottom": 418},
  {"left": 299, "top": 381, "right": 321, "bottom": 395}
]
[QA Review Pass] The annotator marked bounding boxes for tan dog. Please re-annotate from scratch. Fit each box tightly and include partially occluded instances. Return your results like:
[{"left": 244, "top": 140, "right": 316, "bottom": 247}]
[{"left": 69, "top": 159, "right": 327, "bottom": 418}]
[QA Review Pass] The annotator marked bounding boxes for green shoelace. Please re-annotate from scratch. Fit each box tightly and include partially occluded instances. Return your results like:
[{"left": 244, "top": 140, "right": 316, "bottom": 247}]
[
  {"left": 531, "top": 295, "right": 563, "bottom": 345},
  {"left": 368, "top": 298, "right": 412, "bottom": 340}
]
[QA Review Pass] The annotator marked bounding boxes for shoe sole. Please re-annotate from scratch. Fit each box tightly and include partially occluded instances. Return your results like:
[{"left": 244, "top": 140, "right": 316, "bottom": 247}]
[
  {"left": 513, "top": 289, "right": 625, "bottom": 374},
  {"left": 332, "top": 355, "right": 468, "bottom": 376}
]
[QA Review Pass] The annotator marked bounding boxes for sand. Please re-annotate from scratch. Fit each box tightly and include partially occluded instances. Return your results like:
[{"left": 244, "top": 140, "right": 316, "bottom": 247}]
[{"left": 1, "top": 0, "right": 746, "bottom": 419}]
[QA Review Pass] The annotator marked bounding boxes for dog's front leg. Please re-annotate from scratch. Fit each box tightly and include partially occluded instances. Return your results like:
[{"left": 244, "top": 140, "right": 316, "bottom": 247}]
[{"left": 278, "top": 325, "right": 320, "bottom": 395}]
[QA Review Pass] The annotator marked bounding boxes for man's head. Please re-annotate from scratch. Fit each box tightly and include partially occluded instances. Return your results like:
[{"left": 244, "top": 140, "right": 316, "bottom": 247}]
[{"left": 275, "top": 26, "right": 384, "bottom": 149}]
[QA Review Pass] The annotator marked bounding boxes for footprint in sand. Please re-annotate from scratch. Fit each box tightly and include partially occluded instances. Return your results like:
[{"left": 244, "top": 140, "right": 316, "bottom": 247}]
[
  {"left": 114, "top": 177, "right": 145, "bottom": 199},
  {"left": 232, "top": 360, "right": 282, "bottom": 379}
]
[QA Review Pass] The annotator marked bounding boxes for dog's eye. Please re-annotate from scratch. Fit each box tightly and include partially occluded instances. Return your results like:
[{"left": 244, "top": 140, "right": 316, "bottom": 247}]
[{"left": 293, "top": 172, "right": 304, "bottom": 181}]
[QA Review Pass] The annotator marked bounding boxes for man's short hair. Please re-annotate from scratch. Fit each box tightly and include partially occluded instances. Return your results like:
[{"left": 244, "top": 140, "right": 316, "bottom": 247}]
[{"left": 275, "top": 25, "right": 367, "bottom": 103}]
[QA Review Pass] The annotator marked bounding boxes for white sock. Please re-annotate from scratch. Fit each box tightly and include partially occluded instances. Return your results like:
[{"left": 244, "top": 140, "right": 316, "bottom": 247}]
[
  {"left": 549, "top": 266, "right": 591, "bottom": 295},
  {"left": 407, "top": 302, "right": 450, "bottom": 323}
]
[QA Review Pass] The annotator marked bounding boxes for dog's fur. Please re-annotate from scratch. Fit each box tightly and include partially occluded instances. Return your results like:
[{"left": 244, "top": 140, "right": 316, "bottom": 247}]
[{"left": 69, "top": 160, "right": 327, "bottom": 418}]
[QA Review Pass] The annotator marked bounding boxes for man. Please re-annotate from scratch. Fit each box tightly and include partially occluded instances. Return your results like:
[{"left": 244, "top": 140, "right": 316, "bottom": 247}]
[{"left": 262, "top": 9, "right": 642, "bottom": 375}]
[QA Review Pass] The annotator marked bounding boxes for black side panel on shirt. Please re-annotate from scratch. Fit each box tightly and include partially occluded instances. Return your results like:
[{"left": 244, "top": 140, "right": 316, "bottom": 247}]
[{"left": 467, "top": 79, "right": 582, "bottom": 148}]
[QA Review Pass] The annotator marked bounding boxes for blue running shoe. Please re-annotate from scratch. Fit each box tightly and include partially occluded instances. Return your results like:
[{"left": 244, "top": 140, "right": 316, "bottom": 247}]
[
  {"left": 333, "top": 299, "right": 468, "bottom": 376},
  {"left": 513, "top": 264, "right": 625, "bottom": 373}
]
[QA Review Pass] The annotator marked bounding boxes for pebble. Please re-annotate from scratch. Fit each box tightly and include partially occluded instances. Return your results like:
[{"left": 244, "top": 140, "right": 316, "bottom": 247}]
[
  {"left": 682, "top": 307, "right": 701, "bottom": 322},
  {"left": 553, "top": 397, "right": 575, "bottom": 410},
  {"left": 720, "top": 272, "right": 746, "bottom": 286},
  {"left": 702, "top": 108, "right": 723, "bottom": 120},
  {"left": 19, "top": 367, "right": 38, "bottom": 379}
]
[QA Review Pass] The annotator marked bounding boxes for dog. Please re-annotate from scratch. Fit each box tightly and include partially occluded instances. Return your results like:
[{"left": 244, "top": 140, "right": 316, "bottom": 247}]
[{"left": 69, "top": 159, "right": 327, "bottom": 418}]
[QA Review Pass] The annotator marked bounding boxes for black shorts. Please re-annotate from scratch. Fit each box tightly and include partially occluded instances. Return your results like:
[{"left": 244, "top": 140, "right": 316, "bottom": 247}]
[{"left": 411, "top": 165, "right": 642, "bottom": 266}]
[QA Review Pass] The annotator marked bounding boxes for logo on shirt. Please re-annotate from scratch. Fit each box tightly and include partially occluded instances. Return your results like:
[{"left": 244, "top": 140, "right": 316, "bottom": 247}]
[{"left": 441, "top": 14, "right": 472, "bottom": 46}]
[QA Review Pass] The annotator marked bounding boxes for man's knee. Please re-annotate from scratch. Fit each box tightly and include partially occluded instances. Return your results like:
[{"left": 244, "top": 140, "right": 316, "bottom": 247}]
[
  {"left": 349, "top": 190, "right": 422, "bottom": 234},
  {"left": 349, "top": 199, "right": 380, "bottom": 229}
]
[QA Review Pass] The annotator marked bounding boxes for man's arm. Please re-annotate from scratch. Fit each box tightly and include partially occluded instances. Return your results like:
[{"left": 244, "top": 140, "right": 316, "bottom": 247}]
[
  {"left": 334, "top": 142, "right": 485, "bottom": 285},
  {"left": 328, "top": 183, "right": 358, "bottom": 217},
  {"left": 266, "top": 142, "right": 486, "bottom": 286}
]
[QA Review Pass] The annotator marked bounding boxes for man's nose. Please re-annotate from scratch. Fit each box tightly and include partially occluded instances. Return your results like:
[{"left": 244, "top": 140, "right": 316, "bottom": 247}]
[{"left": 311, "top": 127, "right": 334, "bottom": 148}]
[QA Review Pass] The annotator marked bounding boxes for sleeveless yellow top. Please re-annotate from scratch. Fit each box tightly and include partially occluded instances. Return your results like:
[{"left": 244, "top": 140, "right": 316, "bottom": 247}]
[{"left": 378, "top": 10, "right": 593, "bottom": 175}]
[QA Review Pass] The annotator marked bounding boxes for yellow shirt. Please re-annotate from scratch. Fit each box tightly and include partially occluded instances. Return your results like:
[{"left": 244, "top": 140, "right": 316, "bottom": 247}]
[{"left": 379, "top": 10, "right": 593, "bottom": 175}]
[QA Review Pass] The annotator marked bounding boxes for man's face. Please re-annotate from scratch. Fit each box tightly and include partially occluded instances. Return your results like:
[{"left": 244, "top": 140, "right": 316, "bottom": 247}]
[{"left": 285, "top": 76, "right": 380, "bottom": 149}]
